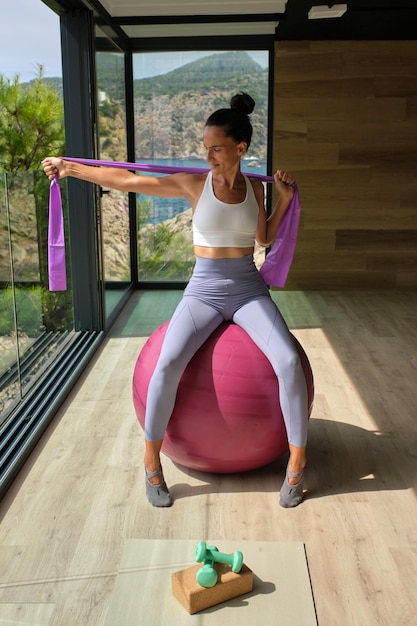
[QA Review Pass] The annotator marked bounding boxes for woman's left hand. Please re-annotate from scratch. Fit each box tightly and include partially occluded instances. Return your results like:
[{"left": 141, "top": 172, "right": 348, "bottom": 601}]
[{"left": 274, "top": 169, "right": 295, "bottom": 201}]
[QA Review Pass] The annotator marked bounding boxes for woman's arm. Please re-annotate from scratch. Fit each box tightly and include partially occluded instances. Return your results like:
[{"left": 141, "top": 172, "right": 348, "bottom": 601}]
[
  {"left": 41, "top": 157, "right": 197, "bottom": 201},
  {"left": 255, "top": 170, "right": 295, "bottom": 247}
]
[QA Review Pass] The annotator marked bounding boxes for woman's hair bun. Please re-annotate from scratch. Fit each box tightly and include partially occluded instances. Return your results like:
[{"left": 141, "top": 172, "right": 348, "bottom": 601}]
[{"left": 230, "top": 92, "right": 255, "bottom": 116}]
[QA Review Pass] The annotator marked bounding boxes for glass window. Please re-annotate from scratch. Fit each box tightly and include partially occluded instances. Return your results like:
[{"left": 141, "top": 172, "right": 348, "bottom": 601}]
[
  {"left": 96, "top": 49, "right": 131, "bottom": 319},
  {"left": 133, "top": 50, "right": 269, "bottom": 282}
]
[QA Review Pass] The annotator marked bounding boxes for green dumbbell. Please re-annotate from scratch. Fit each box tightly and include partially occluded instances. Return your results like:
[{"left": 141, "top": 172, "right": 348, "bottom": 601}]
[
  {"left": 195, "top": 541, "right": 243, "bottom": 574},
  {"left": 196, "top": 560, "right": 218, "bottom": 588}
]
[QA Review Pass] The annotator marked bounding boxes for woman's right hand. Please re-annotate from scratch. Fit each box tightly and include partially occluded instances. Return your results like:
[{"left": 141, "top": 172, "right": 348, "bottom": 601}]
[{"left": 41, "top": 157, "right": 66, "bottom": 181}]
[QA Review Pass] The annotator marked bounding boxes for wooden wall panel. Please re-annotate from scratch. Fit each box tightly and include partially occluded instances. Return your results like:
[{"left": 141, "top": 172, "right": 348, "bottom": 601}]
[
  {"left": 273, "top": 41, "right": 417, "bottom": 290},
  {"left": 278, "top": 98, "right": 406, "bottom": 123},
  {"left": 336, "top": 230, "right": 417, "bottom": 252}
]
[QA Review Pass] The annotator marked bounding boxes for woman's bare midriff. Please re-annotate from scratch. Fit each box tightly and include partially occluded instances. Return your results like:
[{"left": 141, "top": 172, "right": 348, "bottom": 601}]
[{"left": 194, "top": 245, "right": 254, "bottom": 259}]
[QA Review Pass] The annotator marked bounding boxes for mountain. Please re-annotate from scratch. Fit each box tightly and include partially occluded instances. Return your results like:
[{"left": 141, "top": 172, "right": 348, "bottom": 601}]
[
  {"left": 132, "top": 51, "right": 268, "bottom": 159},
  {"left": 133, "top": 51, "right": 267, "bottom": 99}
]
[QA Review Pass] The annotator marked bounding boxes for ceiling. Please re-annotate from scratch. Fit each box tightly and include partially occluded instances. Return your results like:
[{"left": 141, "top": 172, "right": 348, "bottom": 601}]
[{"left": 47, "top": 1, "right": 417, "bottom": 42}]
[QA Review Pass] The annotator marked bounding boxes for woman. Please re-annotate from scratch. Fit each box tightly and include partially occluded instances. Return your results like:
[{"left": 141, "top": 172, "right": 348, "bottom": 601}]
[{"left": 42, "top": 92, "right": 308, "bottom": 509}]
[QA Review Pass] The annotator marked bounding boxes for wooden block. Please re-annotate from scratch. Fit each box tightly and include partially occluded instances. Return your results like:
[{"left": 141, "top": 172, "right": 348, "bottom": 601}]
[{"left": 172, "top": 562, "right": 253, "bottom": 615}]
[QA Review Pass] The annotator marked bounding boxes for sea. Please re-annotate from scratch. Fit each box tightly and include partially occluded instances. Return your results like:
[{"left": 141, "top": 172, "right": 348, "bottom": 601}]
[{"left": 136, "top": 157, "right": 267, "bottom": 225}]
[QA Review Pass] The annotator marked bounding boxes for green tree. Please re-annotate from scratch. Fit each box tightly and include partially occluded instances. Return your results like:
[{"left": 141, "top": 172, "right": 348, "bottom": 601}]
[
  {"left": 0, "top": 70, "right": 72, "bottom": 332},
  {"left": 0, "top": 66, "right": 64, "bottom": 173}
]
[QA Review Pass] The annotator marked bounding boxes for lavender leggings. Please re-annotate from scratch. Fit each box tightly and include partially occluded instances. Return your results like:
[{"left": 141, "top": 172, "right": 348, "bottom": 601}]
[{"left": 144, "top": 255, "right": 309, "bottom": 448}]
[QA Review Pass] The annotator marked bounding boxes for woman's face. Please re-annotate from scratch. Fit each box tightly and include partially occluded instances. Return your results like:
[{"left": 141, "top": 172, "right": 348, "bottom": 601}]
[{"left": 203, "top": 125, "right": 247, "bottom": 175}]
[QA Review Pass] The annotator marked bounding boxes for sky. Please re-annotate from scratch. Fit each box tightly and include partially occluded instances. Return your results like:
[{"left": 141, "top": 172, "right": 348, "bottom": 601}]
[
  {"left": 0, "top": 0, "right": 268, "bottom": 83},
  {"left": 0, "top": 1, "right": 62, "bottom": 82}
]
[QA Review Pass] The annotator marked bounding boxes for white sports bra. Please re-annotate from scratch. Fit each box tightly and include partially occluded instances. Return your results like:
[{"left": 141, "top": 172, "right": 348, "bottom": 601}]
[{"left": 192, "top": 172, "right": 259, "bottom": 247}]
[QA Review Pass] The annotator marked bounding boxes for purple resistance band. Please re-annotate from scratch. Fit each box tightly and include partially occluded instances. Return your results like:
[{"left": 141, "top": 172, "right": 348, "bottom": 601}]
[
  {"left": 258, "top": 184, "right": 300, "bottom": 288},
  {"left": 48, "top": 173, "right": 67, "bottom": 291},
  {"left": 48, "top": 157, "right": 300, "bottom": 291},
  {"left": 61, "top": 156, "right": 277, "bottom": 183}
]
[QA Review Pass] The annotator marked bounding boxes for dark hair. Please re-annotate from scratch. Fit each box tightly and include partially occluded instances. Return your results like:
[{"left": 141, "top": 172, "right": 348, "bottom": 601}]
[{"left": 205, "top": 92, "right": 255, "bottom": 149}]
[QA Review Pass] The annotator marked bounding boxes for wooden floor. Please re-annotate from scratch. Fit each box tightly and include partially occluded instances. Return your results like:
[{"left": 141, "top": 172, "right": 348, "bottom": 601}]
[{"left": 0, "top": 290, "right": 416, "bottom": 626}]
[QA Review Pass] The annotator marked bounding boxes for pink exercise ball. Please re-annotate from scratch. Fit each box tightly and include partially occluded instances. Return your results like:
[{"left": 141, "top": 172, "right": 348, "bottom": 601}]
[{"left": 133, "top": 321, "right": 314, "bottom": 473}]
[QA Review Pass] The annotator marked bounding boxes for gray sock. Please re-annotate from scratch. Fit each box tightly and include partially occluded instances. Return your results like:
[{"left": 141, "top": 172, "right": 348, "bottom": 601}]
[
  {"left": 279, "top": 466, "right": 305, "bottom": 508},
  {"left": 145, "top": 467, "right": 172, "bottom": 507}
]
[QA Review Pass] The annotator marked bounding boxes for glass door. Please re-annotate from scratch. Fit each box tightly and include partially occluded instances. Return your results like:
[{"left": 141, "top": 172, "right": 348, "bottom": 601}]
[{"left": 96, "top": 48, "right": 131, "bottom": 320}]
